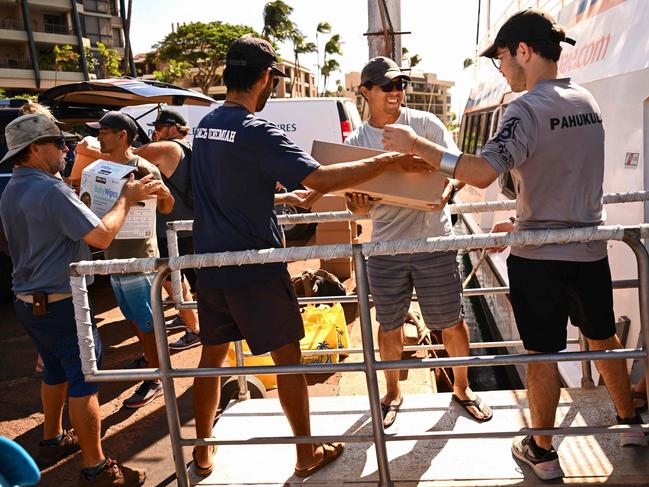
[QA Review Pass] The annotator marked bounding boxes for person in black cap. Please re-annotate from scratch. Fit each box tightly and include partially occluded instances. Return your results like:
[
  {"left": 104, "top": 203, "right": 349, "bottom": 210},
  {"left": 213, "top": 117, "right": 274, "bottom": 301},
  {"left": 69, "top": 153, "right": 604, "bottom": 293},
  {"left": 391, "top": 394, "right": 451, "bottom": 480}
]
[
  {"left": 86, "top": 111, "right": 177, "bottom": 410},
  {"left": 189, "top": 35, "right": 427, "bottom": 477},
  {"left": 135, "top": 108, "right": 202, "bottom": 351},
  {"left": 383, "top": 8, "right": 645, "bottom": 480},
  {"left": 345, "top": 56, "right": 489, "bottom": 428}
]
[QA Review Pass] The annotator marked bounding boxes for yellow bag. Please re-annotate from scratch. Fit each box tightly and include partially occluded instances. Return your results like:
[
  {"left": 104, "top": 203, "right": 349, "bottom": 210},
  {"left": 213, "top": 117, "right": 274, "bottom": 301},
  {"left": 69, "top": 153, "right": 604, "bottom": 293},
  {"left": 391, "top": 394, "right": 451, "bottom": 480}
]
[
  {"left": 226, "top": 303, "right": 350, "bottom": 390},
  {"left": 300, "top": 303, "right": 349, "bottom": 364}
]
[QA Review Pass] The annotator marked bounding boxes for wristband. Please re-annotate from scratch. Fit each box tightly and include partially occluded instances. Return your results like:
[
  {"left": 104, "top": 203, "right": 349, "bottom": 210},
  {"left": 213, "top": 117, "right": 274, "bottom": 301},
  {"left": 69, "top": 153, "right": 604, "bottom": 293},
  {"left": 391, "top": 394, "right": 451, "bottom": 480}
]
[
  {"left": 509, "top": 216, "right": 516, "bottom": 224},
  {"left": 439, "top": 151, "right": 462, "bottom": 178}
]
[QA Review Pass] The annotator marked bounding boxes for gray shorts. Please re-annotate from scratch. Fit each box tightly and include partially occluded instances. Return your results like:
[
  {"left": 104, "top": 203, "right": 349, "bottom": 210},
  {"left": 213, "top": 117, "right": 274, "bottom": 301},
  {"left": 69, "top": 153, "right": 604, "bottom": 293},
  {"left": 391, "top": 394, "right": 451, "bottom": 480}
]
[{"left": 367, "top": 251, "right": 464, "bottom": 331}]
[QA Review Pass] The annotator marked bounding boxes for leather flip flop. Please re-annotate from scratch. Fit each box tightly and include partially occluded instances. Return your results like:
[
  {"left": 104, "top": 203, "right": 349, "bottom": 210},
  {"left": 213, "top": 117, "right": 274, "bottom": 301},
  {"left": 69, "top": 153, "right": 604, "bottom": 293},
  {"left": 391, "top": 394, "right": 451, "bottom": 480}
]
[
  {"left": 381, "top": 397, "right": 403, "bottom": 428},
  {"left": 191, "top": 445, "right": 216, "bottom": 476},
  {"left": 294, "top": 442, "right": 344, "bottom": 478},
  {"left": 451, "top": 394, "right": 493, "bottom": 422}
]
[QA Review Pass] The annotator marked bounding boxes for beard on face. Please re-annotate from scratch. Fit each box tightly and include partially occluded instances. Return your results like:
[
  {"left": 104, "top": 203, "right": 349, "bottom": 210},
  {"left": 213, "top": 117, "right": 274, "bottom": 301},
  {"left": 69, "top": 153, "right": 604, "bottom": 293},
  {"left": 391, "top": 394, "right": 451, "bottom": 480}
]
[{"left": 256, "top": 74, "right": 274, "bottom": 112}]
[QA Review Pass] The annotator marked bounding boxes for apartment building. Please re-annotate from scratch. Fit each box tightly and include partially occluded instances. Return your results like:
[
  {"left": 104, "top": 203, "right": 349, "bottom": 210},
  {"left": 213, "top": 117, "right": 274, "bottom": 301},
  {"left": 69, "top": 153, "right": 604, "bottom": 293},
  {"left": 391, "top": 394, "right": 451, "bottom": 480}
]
[
  {"left": 0, "top": 0, "right": 132, "bottom": 92},
  {"left": 345, "top": 69, "right": 455, "bottom": 126},
  {"left": 134, "top": 55, "right": 317, "bottom": 100}
]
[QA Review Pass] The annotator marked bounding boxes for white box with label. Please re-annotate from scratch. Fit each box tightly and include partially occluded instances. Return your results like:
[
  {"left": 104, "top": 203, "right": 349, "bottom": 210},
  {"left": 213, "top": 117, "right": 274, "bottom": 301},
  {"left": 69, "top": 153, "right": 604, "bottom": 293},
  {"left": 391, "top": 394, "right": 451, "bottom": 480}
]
[{"left": 79, "top": 160, "right": 156, "bottom": 240}]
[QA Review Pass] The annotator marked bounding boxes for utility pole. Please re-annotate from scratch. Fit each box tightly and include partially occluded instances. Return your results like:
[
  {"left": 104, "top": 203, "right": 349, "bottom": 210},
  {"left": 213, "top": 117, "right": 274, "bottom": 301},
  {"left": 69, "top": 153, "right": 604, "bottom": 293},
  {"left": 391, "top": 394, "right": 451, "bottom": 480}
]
[{"left": 366, "top": 0, "right": 402, "bottom": 64}]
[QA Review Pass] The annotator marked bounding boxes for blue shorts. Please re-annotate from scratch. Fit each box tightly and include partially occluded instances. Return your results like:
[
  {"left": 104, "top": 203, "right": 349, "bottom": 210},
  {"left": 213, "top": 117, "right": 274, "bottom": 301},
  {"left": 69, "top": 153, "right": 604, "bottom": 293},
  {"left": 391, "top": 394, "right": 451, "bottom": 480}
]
[
  {"left": 110, "top": 273, "right": 155, "bottom": 333},
  {"left": 14, "top": 297, "right": 102, "bottom": 397}
]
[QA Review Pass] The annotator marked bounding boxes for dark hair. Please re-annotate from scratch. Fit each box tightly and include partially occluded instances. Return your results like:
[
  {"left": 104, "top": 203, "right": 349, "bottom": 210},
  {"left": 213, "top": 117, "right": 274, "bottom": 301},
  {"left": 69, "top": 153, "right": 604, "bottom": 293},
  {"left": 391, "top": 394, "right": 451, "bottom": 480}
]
[
  {"left": 223, "top": 65, "right": 266, "bottom": 91},
  {"left": 504, "top": 39, "right": 562, "bottom": 62},
  {"left": 10, "top": 146, "right": 31, "bottom": 166}
]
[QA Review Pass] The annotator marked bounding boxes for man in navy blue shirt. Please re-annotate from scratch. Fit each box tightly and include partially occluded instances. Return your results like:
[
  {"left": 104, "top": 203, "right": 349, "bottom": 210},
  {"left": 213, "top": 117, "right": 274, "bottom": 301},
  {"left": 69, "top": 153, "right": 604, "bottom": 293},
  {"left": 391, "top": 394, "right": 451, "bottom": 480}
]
[{"left": 190, "top": 36, "right": 426, "bottom": 477}]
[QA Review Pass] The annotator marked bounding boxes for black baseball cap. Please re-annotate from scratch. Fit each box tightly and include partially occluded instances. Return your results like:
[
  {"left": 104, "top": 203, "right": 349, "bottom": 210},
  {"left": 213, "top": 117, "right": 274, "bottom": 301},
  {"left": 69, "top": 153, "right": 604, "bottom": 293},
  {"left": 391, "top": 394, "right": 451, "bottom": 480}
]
[
  {"left": 86, "top": 111, "right": 138, "bottom": 140},
  {"left": 480, "top": 8, "right": 576, "bottom": 58},
  {"left": 226, "top": 35, "right": 288, "bottom": 78},
  {"left": 360, "top": 56, "right": 410, "bottom": 86},
  {"left": 147, "top": 108, "right": 187, "bottom": 127}
]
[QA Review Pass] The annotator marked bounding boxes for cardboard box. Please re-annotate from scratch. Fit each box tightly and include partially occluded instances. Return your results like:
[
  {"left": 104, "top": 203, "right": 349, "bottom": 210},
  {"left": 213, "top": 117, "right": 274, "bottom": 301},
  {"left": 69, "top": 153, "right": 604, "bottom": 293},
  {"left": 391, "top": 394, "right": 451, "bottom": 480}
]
[
  {"left": 311, "top": 140, "right": 445, "bottom": 210},
  {"left": 80, "top": 160, "right": 156, "bottom": 240}
]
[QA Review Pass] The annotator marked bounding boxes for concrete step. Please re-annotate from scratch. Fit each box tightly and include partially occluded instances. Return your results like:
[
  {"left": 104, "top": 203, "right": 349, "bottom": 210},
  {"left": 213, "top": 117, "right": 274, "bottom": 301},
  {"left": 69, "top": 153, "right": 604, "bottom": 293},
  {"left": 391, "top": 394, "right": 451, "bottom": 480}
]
[{"left": 186, "top": 386, "right": 649, "bottom": 486}]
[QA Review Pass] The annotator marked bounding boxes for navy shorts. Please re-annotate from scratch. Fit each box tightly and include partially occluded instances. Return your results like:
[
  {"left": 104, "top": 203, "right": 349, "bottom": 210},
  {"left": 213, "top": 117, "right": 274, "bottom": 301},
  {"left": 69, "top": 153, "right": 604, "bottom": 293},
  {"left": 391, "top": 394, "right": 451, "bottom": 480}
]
[
  {"left": 196, "top": 271, "right": 304, "bottom": 355},
  {"left": 368, "top": 251, "right": 464, "bottom": 331},
  {"left": 14, "top": 297, "right": 103, "bottom": 397},
  {"left": 507, "top": 255, "right": 617, "bottom": 353}
]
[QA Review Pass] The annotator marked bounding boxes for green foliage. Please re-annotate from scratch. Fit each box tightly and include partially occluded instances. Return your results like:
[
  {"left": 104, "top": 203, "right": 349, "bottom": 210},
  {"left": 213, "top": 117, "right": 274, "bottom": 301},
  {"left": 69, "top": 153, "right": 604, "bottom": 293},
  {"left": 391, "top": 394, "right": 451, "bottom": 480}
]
[
  {"left": 324, "top": 34, "right": 343, "bottom": 56},
  {"left": 409, "top": 54, "right": 422, "bottom": 68},
  {"left": 53, "top": 44, "right": 79, "bottom": 72},
  {"left": 316, "top": 21, "right": 331, "bottom": 35},
  {"left": 289, "top": 30, "right": 316, "bottom": 95},
  {"left": 321, "top": 34, "right": 342, "bottom": 96},
  {"left": 95, "top": 42, "right": 122, "bottom": 78},
  {"left": 153, "top": 59, "right": 192, "bottom": 84},
  {"left": 463, "top": 57, "right": 474, "bottom": 69},
  {"left": 154, "top": 21, "right": 257, "bottom": 94},
  {"left": 262, "top": 0, "right": 295, "bottom": 43},
  {"left": 84, "top": 47, "right": 99, "bottom": 73}
]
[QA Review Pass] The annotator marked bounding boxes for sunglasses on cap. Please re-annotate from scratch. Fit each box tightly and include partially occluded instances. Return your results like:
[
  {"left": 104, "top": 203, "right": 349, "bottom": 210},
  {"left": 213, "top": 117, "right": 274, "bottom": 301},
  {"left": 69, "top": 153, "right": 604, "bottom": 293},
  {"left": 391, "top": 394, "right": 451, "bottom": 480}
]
[
  {"left": 378, "top": 79, "right": 408, "bottom": 92},
  {"left": 36, "top": 137, "right": 66, "bottom": 150},
  {"left": 272, "top": 76, "right": 280, "bottom": 88}
]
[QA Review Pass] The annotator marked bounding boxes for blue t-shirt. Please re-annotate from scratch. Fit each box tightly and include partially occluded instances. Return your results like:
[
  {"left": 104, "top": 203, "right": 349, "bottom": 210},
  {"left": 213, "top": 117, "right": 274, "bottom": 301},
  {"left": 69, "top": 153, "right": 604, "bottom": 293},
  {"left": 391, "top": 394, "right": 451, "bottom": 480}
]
[
  {"left": 191, "top": 105, "right": 319, "bottom": 288},
  {"left": 0, "top": 168, "right": 100, "bottom": 293}
]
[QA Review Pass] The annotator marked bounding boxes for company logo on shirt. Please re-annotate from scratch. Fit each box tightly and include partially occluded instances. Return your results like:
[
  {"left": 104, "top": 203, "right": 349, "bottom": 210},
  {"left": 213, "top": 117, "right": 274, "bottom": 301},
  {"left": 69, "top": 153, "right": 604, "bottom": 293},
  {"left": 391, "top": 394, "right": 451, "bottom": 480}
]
[
  {"left": 550, "top": 112, "right": 602, "bottom": 130},
  {"left": 194, "top": 127, "right": 237, "bottom": 142}
]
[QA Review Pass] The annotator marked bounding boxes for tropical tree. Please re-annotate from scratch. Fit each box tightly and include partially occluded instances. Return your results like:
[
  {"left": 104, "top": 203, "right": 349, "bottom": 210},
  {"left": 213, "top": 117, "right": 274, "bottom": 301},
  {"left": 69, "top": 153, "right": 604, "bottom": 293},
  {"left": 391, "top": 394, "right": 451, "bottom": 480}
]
[
  {"left": 321, "top": 34, "right": 342, "bottom": 96},
  {"left": 315, "top": 21, "right": 331, "bottom": 94},
  {"left": 154, "top": 21, "right": 257, "bottom": 95},
  {"left": 262, "top": 0, "right": 295, "bottom": 44},
  {"left": 153, "top": 59, "right": 192, "bottom": 84},
  {"left": 289, "top": 30, "right": 316, "bottom": 96},
  {"left": 463, "top": 57, "right": 474, "bottom": 69},
  {"left": 402, "top": 47, "right": 422, "bottom": 69},
  {"left": 95, "top": 42, "right": 122, "bottom": 78},
  {"left": 320, "top": 58, "right": 340, "bottom": 97}
]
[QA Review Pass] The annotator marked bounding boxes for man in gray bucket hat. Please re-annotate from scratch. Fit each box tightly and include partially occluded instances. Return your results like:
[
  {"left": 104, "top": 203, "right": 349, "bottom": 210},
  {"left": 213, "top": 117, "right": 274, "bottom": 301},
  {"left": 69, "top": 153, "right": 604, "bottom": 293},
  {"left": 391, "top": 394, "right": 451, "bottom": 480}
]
[{"left": 0, "top": 114, "right": 156, "bottom": 486}]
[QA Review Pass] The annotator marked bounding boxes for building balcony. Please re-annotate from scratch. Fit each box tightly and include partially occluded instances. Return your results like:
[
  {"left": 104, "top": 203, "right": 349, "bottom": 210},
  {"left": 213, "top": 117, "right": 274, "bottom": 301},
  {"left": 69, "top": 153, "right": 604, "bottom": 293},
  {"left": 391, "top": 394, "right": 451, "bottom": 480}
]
[
  {"left": 33, "top": 31, "right": 78, "bottom": 45},
  {"left": 0, "top": 28, "right": 28, "bottom": 42},
  {"left": 28, "top": 0, "right": 72, "bottom": 13},
  {"left": 40, "top": 22, "right": 74, "bottom": 35},
  {"left": 0, "top": 58, "right": 32, "bottom": 70},
  {"left": 0, "top": 18, "right": 24, "bottom": 30}
]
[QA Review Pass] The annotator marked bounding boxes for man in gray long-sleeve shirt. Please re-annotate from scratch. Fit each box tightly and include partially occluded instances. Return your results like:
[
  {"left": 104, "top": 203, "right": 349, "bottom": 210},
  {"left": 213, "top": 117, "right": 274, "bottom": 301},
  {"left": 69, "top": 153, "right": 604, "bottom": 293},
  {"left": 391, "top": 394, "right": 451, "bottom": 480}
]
[{"left": 382, "top": 8, "right": 646, "bottom": 481}]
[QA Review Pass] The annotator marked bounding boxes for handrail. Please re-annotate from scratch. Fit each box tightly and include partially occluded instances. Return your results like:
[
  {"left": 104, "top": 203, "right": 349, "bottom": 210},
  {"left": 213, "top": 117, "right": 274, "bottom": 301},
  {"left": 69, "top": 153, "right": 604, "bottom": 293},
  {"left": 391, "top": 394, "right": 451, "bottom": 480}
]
[{"left": 70, "top": 224, "right": 649, "bottom": 487}]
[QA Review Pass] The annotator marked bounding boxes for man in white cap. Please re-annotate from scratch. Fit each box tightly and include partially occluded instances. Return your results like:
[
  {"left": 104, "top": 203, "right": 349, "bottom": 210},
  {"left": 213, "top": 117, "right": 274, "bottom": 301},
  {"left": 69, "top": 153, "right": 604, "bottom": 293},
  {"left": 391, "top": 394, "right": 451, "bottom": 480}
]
[{"left": 0, "top": 114, "right": 155, "bottom": 485}]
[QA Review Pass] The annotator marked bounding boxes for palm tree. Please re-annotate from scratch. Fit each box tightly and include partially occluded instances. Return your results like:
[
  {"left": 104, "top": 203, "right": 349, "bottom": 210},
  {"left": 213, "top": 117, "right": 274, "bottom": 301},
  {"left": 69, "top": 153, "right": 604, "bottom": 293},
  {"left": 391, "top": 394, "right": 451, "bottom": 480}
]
[
  {"left": 320, "top": 58, "right": 340, "bottom": 96},
  {"left": 262, "top": 0, "right": 295, "bottom": 44},
  {"left": 321, "top": 34, "right": 342, "bottom": 96},
  {"left": 315, "top": 21, "right": 331, "bottom": 95},
  {"left": 289, "top": 30, "right": 316, "bottom": 96}
]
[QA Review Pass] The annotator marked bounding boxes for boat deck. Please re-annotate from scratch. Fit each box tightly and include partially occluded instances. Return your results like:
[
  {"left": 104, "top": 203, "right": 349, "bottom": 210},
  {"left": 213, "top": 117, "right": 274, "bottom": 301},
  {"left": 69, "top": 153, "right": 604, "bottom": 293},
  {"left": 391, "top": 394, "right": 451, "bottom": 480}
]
[{"left": 154, "top": 386, "right": 649, "bottom": 486}]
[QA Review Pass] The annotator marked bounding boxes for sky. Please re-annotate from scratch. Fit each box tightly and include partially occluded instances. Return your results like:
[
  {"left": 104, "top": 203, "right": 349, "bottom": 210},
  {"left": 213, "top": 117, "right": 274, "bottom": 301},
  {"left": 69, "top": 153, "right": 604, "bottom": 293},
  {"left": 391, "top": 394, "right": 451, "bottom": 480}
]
[{"left": 130, "top": 0, "right": 514, "bottom": 115}]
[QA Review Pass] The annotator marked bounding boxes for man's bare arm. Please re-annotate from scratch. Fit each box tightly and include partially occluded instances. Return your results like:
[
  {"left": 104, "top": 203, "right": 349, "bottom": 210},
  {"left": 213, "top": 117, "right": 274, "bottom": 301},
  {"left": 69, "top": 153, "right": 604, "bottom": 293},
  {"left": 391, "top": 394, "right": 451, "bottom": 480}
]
[
  {"left": 301, "top": 152, "right": 429, "bottom": 194},
  {"left": 83, "top": 174, "right": 158, "bottom": 248},
  {"left": 382, "top": 124, "right": 498, "bottom": 189},
  {"left": 133, "top": 142, "right": 182, "bottom": 178}
]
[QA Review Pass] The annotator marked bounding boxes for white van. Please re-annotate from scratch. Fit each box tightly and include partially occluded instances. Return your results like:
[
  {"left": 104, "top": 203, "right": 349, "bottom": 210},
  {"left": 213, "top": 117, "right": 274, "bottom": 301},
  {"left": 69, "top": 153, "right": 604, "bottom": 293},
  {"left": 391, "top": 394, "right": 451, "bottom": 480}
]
[{"left": 122, "top": 96, "right": 362, "bottom": 153}]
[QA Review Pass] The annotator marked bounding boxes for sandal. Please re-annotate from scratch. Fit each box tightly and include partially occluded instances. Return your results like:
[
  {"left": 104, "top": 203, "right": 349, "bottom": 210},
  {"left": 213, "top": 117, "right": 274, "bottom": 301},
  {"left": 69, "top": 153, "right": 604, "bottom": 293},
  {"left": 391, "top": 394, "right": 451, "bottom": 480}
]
[
  {"left": 294, "top": 442, "right": 344, "bottom": 478},
  {"left": 381, "top": 397, "right": 403, "bottom": 429},
  {"left": 191, "top": 445, "right": 216, "bottom": 476},
  {"left": 632, "top": 390, "right": 648, "bottom": 413},
  {"left": 451, "top": 393, "right": 493, "bottom": 422}
]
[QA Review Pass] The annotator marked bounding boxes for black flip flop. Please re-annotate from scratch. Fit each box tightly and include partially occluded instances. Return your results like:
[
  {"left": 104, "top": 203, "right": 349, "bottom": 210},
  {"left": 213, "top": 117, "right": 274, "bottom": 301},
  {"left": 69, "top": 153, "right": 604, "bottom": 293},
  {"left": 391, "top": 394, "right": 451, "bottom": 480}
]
[
  {"left": 381, "top": 397, "right": 403, "bottom": 428},
  {"left": 451, "top": 394, "right": 493, "bottom": 422}
]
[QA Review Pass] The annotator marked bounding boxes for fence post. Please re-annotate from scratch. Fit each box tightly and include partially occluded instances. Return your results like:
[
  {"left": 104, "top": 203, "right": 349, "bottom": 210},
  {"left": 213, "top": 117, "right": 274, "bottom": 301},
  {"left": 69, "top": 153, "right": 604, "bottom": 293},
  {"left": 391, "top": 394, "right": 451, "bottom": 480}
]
[
  {"left": 150, "top": 265, "right": 190, "bottom": 487},
  {"left": 165, "top": 226, "right": 184, "bottom": 307},
  {"left": 352, "top": 245, "right": 393, "bottom": 487},
  {"left": 622, "top": 229, "right": 649, "bottom": 404}
]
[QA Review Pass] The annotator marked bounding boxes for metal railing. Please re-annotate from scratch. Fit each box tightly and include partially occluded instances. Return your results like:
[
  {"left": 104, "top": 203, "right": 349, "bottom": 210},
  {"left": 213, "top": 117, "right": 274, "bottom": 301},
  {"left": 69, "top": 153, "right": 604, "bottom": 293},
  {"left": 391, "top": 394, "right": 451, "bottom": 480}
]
[{"left": 70, "top": 223, "right": 649, "bottom": 487}]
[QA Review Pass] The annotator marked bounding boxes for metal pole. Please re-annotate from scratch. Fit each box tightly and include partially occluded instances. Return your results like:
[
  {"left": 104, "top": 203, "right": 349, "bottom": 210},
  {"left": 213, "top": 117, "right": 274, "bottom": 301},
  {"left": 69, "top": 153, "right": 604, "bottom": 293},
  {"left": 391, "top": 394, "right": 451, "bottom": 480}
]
[
  {"left": 579, "top": 333, "right": 594, "bottom": 388},
  {"left": 353, "top": 245, "right": 393, "bottom": 487},
  {"left": 234, "top": 341, "right": 250, "bottom": 401},
  {"left": 165, "top": 227, "right": 184, "bottom": 306},
  {"left": 622, "top": 229, "right": 649, "bottom": 405},
  {"left": 150, "top": 265, "right": 190, "bottom": 487}
]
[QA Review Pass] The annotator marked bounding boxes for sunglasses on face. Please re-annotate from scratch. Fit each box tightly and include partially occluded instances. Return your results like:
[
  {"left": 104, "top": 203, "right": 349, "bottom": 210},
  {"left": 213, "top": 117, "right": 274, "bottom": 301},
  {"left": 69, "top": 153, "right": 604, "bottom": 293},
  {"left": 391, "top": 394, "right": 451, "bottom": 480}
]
[
  {"left": 379, "top": 79, "right": 408, "bottom": 92},
  {"left": 37, "top": 137, "right": 66, "bottom": 150},
  {"left": 153, "top": 124, "right": 174, "bottom": 131}
]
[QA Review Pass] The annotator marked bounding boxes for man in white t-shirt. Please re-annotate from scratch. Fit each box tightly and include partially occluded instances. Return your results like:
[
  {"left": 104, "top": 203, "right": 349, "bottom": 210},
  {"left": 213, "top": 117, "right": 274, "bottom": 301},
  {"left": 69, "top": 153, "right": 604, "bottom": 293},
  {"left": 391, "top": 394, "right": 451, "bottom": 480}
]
[{"left": 345, "top": 57, "right": 492, "bottom": 429}]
